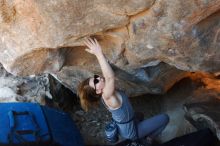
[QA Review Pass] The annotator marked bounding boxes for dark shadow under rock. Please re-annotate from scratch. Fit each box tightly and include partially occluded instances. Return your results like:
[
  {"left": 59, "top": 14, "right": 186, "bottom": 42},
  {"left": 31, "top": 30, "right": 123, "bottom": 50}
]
[
  {"left": 47, "top": 74, "right": 80, "bottom": 111},
  {"left": 184, "top": 88, "right": 220, "bottom": 140}
]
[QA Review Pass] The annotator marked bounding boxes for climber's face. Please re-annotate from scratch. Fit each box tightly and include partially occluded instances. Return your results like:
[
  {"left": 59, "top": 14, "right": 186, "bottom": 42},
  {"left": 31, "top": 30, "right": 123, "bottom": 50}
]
[{"left": 89, "top": 75, "right": 105, "bottom": 95}]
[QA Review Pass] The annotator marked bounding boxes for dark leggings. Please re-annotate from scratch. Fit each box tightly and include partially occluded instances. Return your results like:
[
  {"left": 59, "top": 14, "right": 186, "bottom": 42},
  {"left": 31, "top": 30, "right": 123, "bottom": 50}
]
[{"left": 137, "top": 113, "right": 169, "bottom": 139}]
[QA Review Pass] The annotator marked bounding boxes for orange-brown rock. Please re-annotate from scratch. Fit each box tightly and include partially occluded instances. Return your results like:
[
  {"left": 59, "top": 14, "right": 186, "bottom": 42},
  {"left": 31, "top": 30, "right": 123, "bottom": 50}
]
[{"left": 0, "top": 0, "right": 219, "bottom": 96}]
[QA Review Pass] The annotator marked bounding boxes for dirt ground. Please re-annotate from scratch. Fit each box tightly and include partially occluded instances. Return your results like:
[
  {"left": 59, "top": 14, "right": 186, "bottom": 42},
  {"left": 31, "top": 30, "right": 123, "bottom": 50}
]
[{"left": 70, "top": 78, "right": 199, "bottom": 145}]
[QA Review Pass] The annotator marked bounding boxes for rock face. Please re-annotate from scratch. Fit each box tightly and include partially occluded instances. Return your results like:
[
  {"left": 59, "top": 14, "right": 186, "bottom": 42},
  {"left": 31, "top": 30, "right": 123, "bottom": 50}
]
[
  {"left": 183, "top": 73, "right": 220, "bottom": 139},
  {"left": 54, "top": 62, "right": 188, "bottom": 96},
  {"left": 0, "top": 0, "right": 154, "bottom": 75},
  {"left": 0, "top": 0, "right": 219, "bottom": 95},
  {"left": 0, "top": 64, "right": 49, "bottom": 104},
  {"left": 184, "top": 88, "right": 220, "bottom": 140}
]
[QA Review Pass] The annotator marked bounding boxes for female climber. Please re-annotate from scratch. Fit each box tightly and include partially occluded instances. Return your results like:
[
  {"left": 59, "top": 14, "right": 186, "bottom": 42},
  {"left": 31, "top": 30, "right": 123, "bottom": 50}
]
[{"left": 77, "top": 37, "right": 169, "bottom": 144}]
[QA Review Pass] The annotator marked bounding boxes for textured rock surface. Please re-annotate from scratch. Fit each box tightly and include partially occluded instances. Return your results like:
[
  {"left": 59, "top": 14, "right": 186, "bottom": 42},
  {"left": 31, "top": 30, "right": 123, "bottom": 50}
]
[
  {"left": 0, "top": 0, "right": 153, "bottom": 75},
  {"left": 184, "top": 88, "right": 220, "bottom": 140},
  {"left": 54, "top": 62, "right": 188, "bottom": 96},
  {"left": 0, "top": 64, "right": 49, "bottom": 104},
  {"left": 0, "top": 0, "right": 219, "bottom": 96},
  {"left": 183, "top": 72, "right": 220, "bottom": 139},
  {"left": 126, "top": 0, "right": 220, "bottom": 72}
]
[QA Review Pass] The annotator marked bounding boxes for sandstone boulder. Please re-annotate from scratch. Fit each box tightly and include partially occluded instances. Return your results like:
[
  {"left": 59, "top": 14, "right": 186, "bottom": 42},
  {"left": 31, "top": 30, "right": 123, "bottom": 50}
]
[{"left": 0, "top": 0, "right": 219, "bottom": 96}]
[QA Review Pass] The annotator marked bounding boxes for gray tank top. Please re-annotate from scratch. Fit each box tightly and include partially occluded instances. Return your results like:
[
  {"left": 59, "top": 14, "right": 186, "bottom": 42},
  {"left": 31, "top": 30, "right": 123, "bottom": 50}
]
[{"left": 102, "top": 91, "right": 137, "bottom": 140}]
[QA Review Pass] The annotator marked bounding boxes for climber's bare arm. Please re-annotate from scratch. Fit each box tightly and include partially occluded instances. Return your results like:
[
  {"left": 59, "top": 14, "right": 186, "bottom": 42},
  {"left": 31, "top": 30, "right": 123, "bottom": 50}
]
[{"left": 83, "top": 38, "right": 121, "bottom": 108}]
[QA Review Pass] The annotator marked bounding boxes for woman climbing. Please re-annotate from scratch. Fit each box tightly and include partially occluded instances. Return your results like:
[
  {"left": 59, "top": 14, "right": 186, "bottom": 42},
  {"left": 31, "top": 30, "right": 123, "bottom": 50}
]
[{"left": 77, "top": 37, "right": 169, "bottom": 145}]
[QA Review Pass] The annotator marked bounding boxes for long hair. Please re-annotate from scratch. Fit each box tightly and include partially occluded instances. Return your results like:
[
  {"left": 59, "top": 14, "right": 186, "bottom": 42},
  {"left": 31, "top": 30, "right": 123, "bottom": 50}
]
[{"left": 77, "top": 78, "right": 101, "bottom": 112}]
